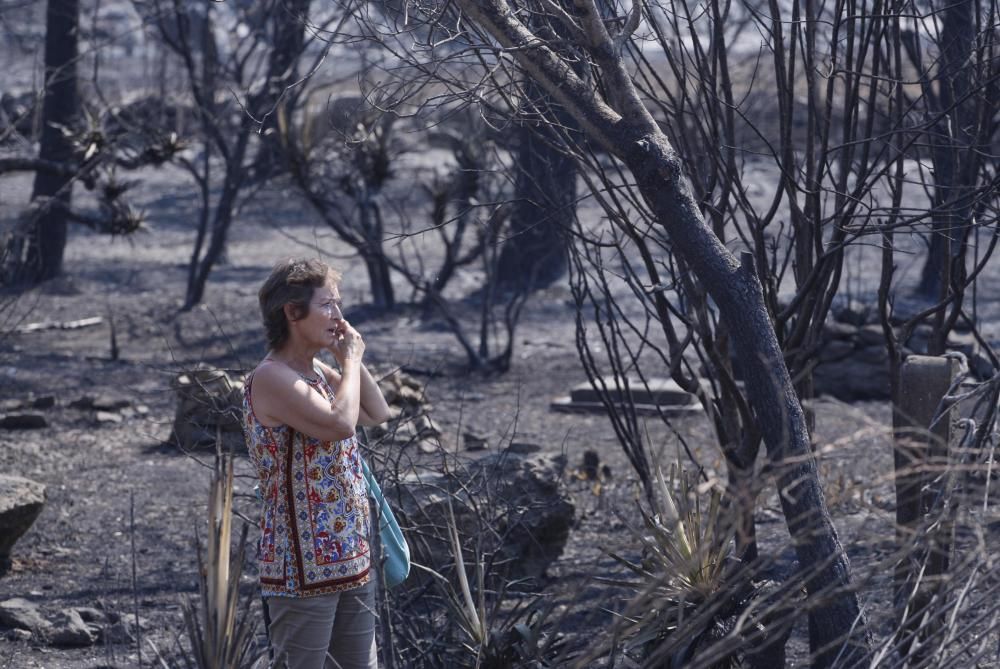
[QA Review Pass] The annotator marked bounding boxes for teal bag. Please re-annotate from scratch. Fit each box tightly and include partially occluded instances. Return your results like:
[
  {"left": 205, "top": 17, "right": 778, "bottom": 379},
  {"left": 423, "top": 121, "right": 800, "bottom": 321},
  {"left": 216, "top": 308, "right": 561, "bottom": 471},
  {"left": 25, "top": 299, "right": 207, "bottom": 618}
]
[{"left": 362, "top": 457, "right": 410, "bottom": 588}]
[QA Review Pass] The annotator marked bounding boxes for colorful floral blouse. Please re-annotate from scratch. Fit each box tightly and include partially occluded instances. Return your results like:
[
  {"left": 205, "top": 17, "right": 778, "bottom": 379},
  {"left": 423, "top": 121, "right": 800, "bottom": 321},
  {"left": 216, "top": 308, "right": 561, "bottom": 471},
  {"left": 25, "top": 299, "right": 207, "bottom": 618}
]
[{"left": 242, "top": 365, "right": 371, "bottom": 598}]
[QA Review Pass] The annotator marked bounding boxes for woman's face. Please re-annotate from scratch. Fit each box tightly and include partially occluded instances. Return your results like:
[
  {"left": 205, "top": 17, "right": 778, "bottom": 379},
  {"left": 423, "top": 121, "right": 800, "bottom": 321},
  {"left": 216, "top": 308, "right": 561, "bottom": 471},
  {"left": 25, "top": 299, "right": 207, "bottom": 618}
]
[{"left": 290, "top": 281, "right": 343, "bottom": 348}]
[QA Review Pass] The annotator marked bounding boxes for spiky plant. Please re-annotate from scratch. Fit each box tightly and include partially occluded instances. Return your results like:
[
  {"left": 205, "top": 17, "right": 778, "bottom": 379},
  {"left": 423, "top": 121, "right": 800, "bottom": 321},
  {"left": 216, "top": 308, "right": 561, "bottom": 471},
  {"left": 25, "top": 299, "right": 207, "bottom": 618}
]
[
  {"left": 176, "top": 450, "right": 262, "bottom": 669},
  {"left": 606, "top": 466, "right": 740, "bottom": 668},
  {"left": 410, "top": 496, "right": 565, "bottom": 668}
]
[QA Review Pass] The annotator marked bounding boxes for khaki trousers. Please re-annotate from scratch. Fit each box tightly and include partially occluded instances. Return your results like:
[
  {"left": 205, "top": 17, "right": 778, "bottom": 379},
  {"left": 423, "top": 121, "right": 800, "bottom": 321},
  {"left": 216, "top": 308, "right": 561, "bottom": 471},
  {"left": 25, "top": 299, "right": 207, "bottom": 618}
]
[{"left": 265, "top": 579, "right": 378, "bottom": 669}]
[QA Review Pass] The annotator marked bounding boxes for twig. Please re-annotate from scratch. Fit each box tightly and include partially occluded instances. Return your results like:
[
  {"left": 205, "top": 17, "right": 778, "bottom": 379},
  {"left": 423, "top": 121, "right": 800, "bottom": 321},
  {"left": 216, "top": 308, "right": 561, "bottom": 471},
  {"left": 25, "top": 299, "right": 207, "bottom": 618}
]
[{"left": 130, "top": 489, "right": 144, "bottom": 668}]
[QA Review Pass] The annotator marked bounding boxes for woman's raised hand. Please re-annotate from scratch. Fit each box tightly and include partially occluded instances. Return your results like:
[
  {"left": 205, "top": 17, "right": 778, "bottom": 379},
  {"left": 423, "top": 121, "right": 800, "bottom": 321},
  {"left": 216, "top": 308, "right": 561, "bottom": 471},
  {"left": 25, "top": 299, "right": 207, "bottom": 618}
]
[{"left": 330, "top": 320, "right": 365, "bottom": 365}]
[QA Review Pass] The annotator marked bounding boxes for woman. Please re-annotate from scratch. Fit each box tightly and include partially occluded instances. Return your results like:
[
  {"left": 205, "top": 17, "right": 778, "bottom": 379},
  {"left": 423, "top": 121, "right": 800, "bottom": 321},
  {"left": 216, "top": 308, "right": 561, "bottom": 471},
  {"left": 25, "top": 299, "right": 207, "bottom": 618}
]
[{"left": 242, "top": 258, "right": 391, "bottom": 669}]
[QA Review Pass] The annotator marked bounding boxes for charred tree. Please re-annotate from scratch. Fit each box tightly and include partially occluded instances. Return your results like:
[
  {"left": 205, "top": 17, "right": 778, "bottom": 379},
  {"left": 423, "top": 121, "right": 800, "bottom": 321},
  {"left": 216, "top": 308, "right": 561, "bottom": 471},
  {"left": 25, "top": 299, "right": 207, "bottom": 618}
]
[
  {"left": 253, "top": 0, "right": 311, "bottom": 180},
  {"left": 916, "top": 0, "right": 977, "bottom": 302},
  {"left": 496, "top": 80, "right": 578, "bottom": 291},
  {"left": 496, "top": 9, "right": 580, "bottom": 293},
  {"left": 145, "top": 0, "right": 317, "bottom": 309},
  {"left": 18, "top": 0, "right": 80, "bottom": 283},
  {"left": 446, "top": 0, "right": 873, "bottom": 663}
]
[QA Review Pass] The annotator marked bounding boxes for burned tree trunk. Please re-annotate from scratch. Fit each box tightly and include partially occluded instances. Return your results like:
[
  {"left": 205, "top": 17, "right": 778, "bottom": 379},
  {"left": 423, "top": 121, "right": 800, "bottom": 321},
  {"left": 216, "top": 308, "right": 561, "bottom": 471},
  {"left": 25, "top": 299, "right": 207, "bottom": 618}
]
[
  {"left": 624, "top": 137, "right": 870, "bottom": 665},
  {"left": 253, "top": 0, "right": 311, "bottom": 179},
  {"left": 916, "top": 0, "right": 976, "bottom": 301},
  {"left": 19, "top": 0, "right": 80, "bottom": 283},
  {"left": 496, "top": 79, "right": 578, "bottom": 290}
]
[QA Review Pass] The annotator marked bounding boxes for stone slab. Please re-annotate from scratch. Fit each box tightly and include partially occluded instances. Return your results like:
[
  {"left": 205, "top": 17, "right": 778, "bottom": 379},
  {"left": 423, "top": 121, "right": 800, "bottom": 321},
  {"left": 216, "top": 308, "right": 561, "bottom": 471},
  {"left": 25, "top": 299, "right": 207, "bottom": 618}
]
[
  {"left": 569, "top": 377, "right": 696, "bottom": 406},
  {"left": 550, "top": 396, "right": 703, "bottom": 416}
]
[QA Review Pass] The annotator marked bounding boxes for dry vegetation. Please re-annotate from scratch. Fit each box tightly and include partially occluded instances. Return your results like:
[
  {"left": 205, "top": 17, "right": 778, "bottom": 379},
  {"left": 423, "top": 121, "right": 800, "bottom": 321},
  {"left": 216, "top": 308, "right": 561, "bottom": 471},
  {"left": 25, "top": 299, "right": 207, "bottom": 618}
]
[{"left": 1, "top": 0, "right": 999, "bottom": 667}]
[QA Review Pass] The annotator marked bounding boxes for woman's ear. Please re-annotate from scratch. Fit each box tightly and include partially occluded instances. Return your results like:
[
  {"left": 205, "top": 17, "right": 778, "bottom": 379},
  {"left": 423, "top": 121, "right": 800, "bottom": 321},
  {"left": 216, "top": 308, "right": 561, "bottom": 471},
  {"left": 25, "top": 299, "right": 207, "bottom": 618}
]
[{"left": 283, "top": 302, "right": 300, "bottom": 324}]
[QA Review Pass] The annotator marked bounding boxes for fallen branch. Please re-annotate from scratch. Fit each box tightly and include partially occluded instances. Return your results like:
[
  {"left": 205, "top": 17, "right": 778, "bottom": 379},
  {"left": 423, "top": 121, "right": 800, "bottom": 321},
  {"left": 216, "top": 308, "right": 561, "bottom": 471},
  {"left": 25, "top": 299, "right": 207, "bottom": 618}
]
[{"left": 16, "top": 316, "right": 103, "bottom": 333}]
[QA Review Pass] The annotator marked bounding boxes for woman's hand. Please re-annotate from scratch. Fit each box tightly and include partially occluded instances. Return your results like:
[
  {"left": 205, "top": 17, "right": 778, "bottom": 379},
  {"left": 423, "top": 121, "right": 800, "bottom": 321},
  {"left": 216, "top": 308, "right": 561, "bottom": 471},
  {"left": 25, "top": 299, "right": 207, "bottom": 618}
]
[{"left": 329, "top": 320, "right": 365, "bottom": 366}]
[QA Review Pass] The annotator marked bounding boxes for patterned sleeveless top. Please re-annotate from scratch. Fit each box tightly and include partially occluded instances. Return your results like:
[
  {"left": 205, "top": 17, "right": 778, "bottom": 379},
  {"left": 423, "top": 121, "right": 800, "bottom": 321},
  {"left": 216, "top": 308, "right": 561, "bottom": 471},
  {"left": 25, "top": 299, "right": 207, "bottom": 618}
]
[{"left": 242, "top": 362, "right": 371, "bottom": 598}]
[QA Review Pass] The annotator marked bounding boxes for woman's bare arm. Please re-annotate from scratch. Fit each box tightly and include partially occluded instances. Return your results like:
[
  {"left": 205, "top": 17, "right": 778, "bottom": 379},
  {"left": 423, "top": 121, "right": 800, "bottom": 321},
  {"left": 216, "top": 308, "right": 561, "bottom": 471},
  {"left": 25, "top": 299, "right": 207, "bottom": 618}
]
[
  {"left": 317, "top": 360, "right": 391, "bottom": 426},
  {"left": 251, "top": 361, "right": 362, "bottom": 442}
]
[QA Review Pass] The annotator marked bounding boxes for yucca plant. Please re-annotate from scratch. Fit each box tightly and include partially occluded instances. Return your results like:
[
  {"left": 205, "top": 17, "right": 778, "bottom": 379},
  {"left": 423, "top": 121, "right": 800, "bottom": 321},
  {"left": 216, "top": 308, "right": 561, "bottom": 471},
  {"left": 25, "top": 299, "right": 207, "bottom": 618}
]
[
  {"left": 410, "top": 495, "right": 565, "bottom": 668},
  {"left": 604, "top": 466, "right": 745, "bottom": 668},
  {"left": 173, "top": 450, "right": 262, "bottom": 669}
]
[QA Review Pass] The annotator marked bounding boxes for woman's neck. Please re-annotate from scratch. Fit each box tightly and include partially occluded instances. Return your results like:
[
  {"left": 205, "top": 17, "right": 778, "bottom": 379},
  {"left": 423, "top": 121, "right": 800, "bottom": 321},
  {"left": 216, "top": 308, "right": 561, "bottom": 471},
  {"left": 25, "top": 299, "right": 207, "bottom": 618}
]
[{"left": 268, "top": 342, "right": 319, "bottom": 376}]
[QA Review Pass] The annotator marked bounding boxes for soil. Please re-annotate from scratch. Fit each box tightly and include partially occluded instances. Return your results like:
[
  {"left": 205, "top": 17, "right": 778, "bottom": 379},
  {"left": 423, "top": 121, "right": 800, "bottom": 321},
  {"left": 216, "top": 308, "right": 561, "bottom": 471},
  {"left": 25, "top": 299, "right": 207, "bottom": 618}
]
[{"left": 0, "top": 161, "right": 997, "bottom": 669}]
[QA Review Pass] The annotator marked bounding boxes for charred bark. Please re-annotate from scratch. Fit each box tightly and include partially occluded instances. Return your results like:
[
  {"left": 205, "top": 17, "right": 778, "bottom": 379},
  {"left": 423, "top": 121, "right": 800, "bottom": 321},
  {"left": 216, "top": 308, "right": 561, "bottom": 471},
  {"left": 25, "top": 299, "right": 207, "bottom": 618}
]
[
  {"left": 17, "top": 0, "right": 80, "bottom": 283},
  {"left": 496, "top": 79, "right": 578, "bottom": 291},
  {"left": 253, "top": 0, "right": 311, "bottom": 179},
  {"left": 917, "top": 0, "right": 976, "bottom": 302}
]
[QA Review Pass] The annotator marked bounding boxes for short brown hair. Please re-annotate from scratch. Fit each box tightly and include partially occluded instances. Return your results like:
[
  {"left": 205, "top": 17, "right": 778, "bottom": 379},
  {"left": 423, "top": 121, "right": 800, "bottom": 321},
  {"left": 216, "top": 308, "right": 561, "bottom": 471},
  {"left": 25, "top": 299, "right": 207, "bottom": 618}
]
[{"left": 258, "top": 258, "right": 342, "bottom": 350}]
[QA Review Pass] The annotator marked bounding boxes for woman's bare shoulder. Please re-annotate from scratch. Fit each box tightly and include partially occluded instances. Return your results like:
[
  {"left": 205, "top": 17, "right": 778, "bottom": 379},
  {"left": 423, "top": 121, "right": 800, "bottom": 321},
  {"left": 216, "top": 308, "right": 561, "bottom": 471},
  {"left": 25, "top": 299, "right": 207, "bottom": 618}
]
[{"left": 251, "top": 360, "right": 300, "bottom": 394}]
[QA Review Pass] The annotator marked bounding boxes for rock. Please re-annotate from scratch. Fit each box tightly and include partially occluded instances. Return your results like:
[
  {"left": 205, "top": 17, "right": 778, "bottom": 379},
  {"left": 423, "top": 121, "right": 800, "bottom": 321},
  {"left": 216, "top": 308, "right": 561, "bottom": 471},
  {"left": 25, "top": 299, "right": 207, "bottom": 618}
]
[
  {"left": 812, "top": 320, "right": 896, "bottom": 401},
  {"left": 0, "top": 476, "right": 46, "bottom": 570},
  {"left": 102, "top": 617, "right": 137, "bottom": 644},
  {"left": 397, "top": 385, "right": 425, "bottom": 407},
  {"left": 91, "top": 395, "right": 131, "bottom": 411},
  {"left": 103, "top": 620, "right": 134, "bottom": 644},
  {"left": 95, "top": 411, "right": 123, "bottom": 424},
  {"left": 413, "top": 414, "right": 442, "bottom": 437},
  {"left": 369, "top": 369, "right": 441, "bottom": 448},
  {"left": 103, "top": 96, "right": 195, "bottom": 149},
  {"left": 50, "top": 609, "right": 97, "bottom": 647},
  {"left": 73, "top": 607, "right": 108, "bottom": 624},
  {"left": 171, "top": 366, "right": 245, "bottom": 449},
  {"left": 814, "top": 355, "right": 891, "bottom": 400},
  {"left": 69, "top": 395, "right": 96, "bottom": 409},
  {"left": 819, "top": 339, "right": 855, "bottom": 361},
  {"left": 378, "top": 371, "right": 428, "bottom": 412},
  {"left": 389, "top": 421, "right": 418, "bottom": 444},
  {"left": 823, "top": 321, "right": 859, "bottom": 340},
  {"left": 833, "top": 305, "right": 871, "bottom": 326},
  {"left": 947, "top": 330, "right": 978, "bottom": 351},
  {"left": 812, "top": 312, "right": 988, "bottom": 401},
  {"left": 856, "top": 324, "right": 886, "bottom": 348},
  {"left": 380, "top": 385, "right": 400, "bottom": 406},
  {"left": 7, "top": 628, "right": 32, "bottom": 642},
  {"left": 463, "top": 431, "right": 488, "bottom": 451},
  {"left": 0, "top": 399, "right": 23, "bottom": 412},
  {"left": 0, "top": 413, "right": 48, "bottom": 429},
  {"left": 0, "top": 598, "right": 51, "bottom": 636},
  {"left": 416, "top": 438, "right": 440, "bottom": 454},
  {"left": 31, "top": 395, "right": 56, "bottom": 409},
  {"left": 508, "top": 441, "right": 541, "bottom": 455},
  {"left": 397, "top": 372, "right": 424, "bottom": 392},
  {"left": 94, "top": 611, "right": 150, "bottom": 643},
  {"left": 395, "top": 453, "right": 574, "bottom": 581}
]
